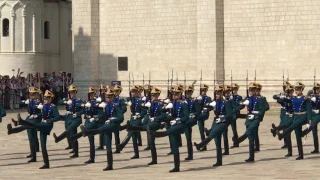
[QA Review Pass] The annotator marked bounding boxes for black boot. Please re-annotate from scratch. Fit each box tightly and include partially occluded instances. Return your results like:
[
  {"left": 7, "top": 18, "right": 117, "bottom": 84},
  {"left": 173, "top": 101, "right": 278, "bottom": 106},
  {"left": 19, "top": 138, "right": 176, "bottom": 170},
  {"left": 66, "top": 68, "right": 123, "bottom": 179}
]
[
  {"left": 144, "top": 146, "right": 151, "bottom": 151},
  {"left": 116, "top": 133, "right": 132, "bottom": 152},
  {"left": 7, "top": 124, "right": 26, "bottom": 135},
  {"left": 255, "top": 136, "right": 260, "bottom": 152},
  {"left": 169, "top": 153, "right": 180, "bottom": 173},
  {"left": 11, "top": 118, "right": 18, "bottom": 126},
  {"left": 65, "top": 141, "right": 72, "bottom": 150},
  {"left": 96, "top": 133, "right": 104, "bottom": 150},
  {"left": 194, "top": 137, "right": 213, "bottom": 151},
  {"left": 85, "top": 143, "right": 95, "bottom": 164},
  {"left": 178, "top": 135, "right": 182, "bottom": 147},
  {"left": 130, "top": 143, "right": 139, "bottom": 159},
  {"left": 147, "top": 126, "right": 167, "bottom": 138},
  {"left": 148, "top": 147, "right": 157, "bottom": 165},
  {"left": 28, "top": 145, "right": 37, "bottom": 163},
  {"left": 39, "top": 151, "right": 50, "bottom": 169},
  {"left": 69, "top": 132, "right": 83, "bottom": 142},
  {"left": 245, "top": 141, "right": 254, "bottom": 162},
  {"left": 185, "top": 142, "right": 193, "bottom": 161},
  {"left": 7, "top": 124, "right": 13, "bottom": 135},
  {"left": 301, "top": 128, "right": 312, "bottom": 138},
  {"left": 119, "top": 124, "right": 127, "bottom": 131},
  {"left": 80, "top": 125, "right": 100, "bottom": 137},
  {"left": 204, "top": 128, "right": 210, "bottom": 136},
  {"left": 223, "top": 136, "right": 229, "bottom": 155},
  {"left": 103, "top": 152, "right": 113, "bottom": 171},
  {"left": 36, "top": 140, "right": 40, "bottom": 152},
  {"left": 70, "top": 141, "right": 79, "bottom": 158},
  {"left": 137, "top": 133, "right": 143, "bottom": 146},
  {"left": 233, "top": 134, "right": 248, "bottom": 145},
  {"left": 270, "top": 128, "right": 276, "bottom": 137},
  {"left": 53, "top": 131, "right": 67, "bottom": 143},
  {"left": 276, "top": 130, "right": 284, "bottom": 140},
  {"left": 296, "top": 140, "right": 304, "bottom": 160},
  {"left": 230, "top": 135, "right": 239, "bottom": 148}
]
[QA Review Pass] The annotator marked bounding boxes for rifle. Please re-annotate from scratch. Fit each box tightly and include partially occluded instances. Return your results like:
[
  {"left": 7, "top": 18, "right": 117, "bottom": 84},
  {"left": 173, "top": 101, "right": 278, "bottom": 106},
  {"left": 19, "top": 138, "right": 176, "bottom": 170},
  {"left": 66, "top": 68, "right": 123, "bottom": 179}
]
[
  {"left": 314, "top": 68, "right": 316, "bottom": 95},
  {"left": 200, "top": 70, "right": 202, "bottom": 96},
  {"left": 282, "top": 69, "right": 285, "bottom": 92},
  {"left": 214, "top": 70, "right": 216, "bottom": 101},
  {"left": 231, "top": 69, "right": 233, "bottom": 96},
  {"left": 129, "top": 73, "right": 133, "bottom": 113},
  {"left": 170, "top": 69, "right": 173, "bottom": 100},
  {"left": 254, "top": 69, "right": 256, "bottom": 83},
  {"left": 148, "top": 71, "right": 151, "bottom": 101},
  {"left": 246, "top": 70, "right": 249, "bottom": 98},
  {"left": 167, "top": 71, "right": 170, "bottom": 98},
  {"left": 143, "top": 73, "right": 145, "bottom": 96},
  {"left": 184, "top": 71, "right": 186, "bottom": 98}
]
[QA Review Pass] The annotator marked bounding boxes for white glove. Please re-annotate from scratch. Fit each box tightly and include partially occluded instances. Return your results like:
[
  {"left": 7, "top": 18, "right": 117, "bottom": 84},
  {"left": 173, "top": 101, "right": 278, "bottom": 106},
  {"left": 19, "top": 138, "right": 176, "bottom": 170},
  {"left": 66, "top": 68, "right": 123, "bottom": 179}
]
[
  {"left": 164, "top": 99, "right": 170, "bottom": 104},
  {"left": 203, "top": 107, "right": 208, "bottom": 111},
  {"left": 314, "top": 109, "right": 319, "bottom": 114},
  {"left": 311, "top": 97, "right": 317, "bottom": 102},
  {"left": 279, "top": 94, "right": 286, "bottom": 99},
  {"left": 170, "top": 120, "right": 177, "bottom": 126},
  {"left": 145, "top": 102, "right": 151, "bottom": 108},
  {"left": 37, "top": 103, "right": 43, "bottom": 110},
  {"left": 243, "top": 100, "right": 249, "bottom": 106},
  {"left": 63, "top": 98, "right": 66, "bottom": 101},
  {"left": 126, "top": 101, "right": 132, "bottom": 106},
  {"left": 216, "top": 118, "right": 221, "bottom": 123},
  {"left": 96, "top": 97, "right": 102, "bottom": 102},
  {"left": 67, "top": 99, "right": 72, "bottom": 105},
  {"left": 99, "top": 102, "right": 106, "bottom": 108},
  {"left": 133, "top": 115, "right": 137, "bottom": 120},
  {"left": 29, "top": 115, "right": 34, "bottom": 119},
  {"left": 142, "top": 96, "right": 147, "bottom": 101},
  {"left": 85, "top": 102, "right": 91, "bottom": 108},
  {"left": 197, "top": 95, "right": 203, "bottom": 100},
  {"left": 25, "top": 99, "right": 30, "bottom": 105},
  {"left": 150, "top": 117, "right": 155, "bottom": 122},
  {"left": 105, "top": 120, "right": 110, "bottom": 124},
  {"left": 73, "top": 114, "right": 77, "bottom": 118},
  {"left": 209, "top": 101, "right": 216, "bottom": 107},
  {"left": 230, "top": 96, "right": 233, "bottom": 100},
  {"left": 89, "top": 118, "right": 95, "bottom": 122},
  {"left": 165, "top": 103, "right": 173, "bottom": 109},
  {"left": 248, "top": 114, "right": 254, "bottom": 120},
  {"left": 306, "top": 123, "right": 311, "bottom": 129},
  {"left": 175, "top": 118, "right": 181, "bottom": 122}
]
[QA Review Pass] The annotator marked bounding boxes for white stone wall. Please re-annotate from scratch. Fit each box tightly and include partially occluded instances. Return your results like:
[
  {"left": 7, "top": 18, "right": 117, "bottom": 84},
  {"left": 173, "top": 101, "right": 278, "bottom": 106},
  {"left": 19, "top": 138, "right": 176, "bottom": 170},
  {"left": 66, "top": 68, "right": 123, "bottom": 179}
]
[{"left": 0, "top": 0, "right": 72, "bottom": 76}]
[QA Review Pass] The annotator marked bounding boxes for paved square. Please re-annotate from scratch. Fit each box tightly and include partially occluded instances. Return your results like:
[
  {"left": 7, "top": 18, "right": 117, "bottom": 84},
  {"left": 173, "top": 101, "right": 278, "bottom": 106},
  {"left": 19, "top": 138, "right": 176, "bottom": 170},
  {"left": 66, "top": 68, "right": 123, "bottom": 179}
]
[{"left": 0, "top": 108, "right": 320, "bottom": 180}]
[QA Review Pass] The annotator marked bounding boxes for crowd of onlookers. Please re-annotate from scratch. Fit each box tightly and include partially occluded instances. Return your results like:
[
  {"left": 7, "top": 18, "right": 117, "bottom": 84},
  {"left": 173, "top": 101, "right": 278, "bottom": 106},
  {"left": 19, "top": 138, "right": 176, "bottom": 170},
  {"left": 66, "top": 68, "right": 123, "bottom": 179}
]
[{"left": 0, "top": 71, "right": 73, "bottom": 109}]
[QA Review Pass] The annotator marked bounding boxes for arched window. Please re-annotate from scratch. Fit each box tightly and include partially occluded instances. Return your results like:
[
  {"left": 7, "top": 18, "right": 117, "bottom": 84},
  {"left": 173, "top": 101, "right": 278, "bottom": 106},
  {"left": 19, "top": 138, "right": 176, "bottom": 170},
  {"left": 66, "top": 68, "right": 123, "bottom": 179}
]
[
  {"left": 2, "top": 19, "right": 9, "bottom": 37},
  {"left": 44, "top": 21, "right": 50, "bottom": 39}
]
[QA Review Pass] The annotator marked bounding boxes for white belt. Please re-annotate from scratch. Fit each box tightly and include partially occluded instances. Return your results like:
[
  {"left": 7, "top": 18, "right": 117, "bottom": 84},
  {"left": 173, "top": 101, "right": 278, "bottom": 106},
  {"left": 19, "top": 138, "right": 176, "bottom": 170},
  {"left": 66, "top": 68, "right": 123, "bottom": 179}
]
[
  {"left": 252, "top": 111, "right": 259, "bottom": 114},
  {"left": 294, "top": 112, "right": 306, "bottom": 115},
  {"left": 66, "top": 111, "right": 72, "bottom": 115},
  {"left": 219, "top": 115, "right": 225, "bottom": 118}
]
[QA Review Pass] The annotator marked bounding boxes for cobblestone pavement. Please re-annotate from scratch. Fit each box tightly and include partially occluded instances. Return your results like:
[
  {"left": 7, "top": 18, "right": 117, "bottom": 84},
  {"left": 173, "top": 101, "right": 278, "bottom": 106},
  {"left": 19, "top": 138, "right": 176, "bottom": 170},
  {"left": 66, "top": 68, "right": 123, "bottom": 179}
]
[{"left": 0, "top": 108, "right": 319, "bottom": 179}]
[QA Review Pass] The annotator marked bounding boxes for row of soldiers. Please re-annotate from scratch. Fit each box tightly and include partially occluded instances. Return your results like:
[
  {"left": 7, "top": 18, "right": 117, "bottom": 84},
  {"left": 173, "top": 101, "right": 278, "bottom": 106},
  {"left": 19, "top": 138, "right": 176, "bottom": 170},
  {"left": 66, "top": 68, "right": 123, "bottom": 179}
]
[{"left": 5, "top": 82, "right": 271, "bottom": 172}]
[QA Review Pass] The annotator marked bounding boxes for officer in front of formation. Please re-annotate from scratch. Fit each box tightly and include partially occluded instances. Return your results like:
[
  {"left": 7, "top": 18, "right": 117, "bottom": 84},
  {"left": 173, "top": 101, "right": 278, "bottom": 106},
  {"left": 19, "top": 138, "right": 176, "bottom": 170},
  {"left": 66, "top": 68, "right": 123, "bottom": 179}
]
[
  {"left": 126, "top": 87, "right": 166, "bottom": 165},
  {"left": 80, "top": 88, "right": 124, "bottom": 171},
  {"left": 116, "top": 85, "right": 145, "bottom": 158},
  {"left": 233, "top": 82, "right": 266, "bottom": 162},
  {"left": 16, "top": 90, "right": 60, "bottom": 169},
  {"left": 147, "top": 86, "right": 189, "bottom": 173},
  {"left": 183, "top": 84, "right": 201, "bottom": 161},
  {"left": 276, "top": 82, "right": 312, "bottom": 160},
  {"left": 7, "top": 87, "right": 42, "bottom": 163},
  {"left": 300, "top": 83, "right": 320, "bottom": 153},
  {"left": 197, "top": 84, "right": 213, "bottom": 151},
  {"left": 53, "top": 85, "right": 85, "bottom": 158}
]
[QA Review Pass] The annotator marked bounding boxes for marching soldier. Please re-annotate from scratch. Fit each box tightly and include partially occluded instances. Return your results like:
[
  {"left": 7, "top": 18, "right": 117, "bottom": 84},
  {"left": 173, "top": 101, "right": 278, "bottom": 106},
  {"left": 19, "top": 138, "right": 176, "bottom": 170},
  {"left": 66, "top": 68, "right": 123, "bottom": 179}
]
[
  {"left": 233, "top": 82, "right": 266, "bottom": 162},
  {"left": 183, "top": 84, "right": 201, "bottom": 160},
  {"left": 0, "top": 101, "right": 6, "bottom": 123},
  {"left": 8, "top": 87, "right": 42, "bottom": 162},
  {"left": 141, "top": 84, "right": 153, "bottom": 151},
  {"left": 53, "top": 85, "right": 85, "bottom": 158},
  {"left": 116, "top": 85, "right": 145, "bottom": 159},
  {"left": 67, "top": 87, "right": 104, "bottom": 163},
  {"left": 80, "top": 89, "right": 124, "bottom": 171},
  {"left": 197, "top": 84, "right": 213, "bottom": 151},
  {"left": 271, "top": 85, "right": 294, "bottom": 157},
  {"left": 300, "top": 83, "right": 320, "bottom": 153},
  {"left": 96, "top": 85, "right": 106, "bottom": 150},
  {"left": 255, "top": 83, "right": 270, "bottom": 151},
  {"left": 230, "top": 83, "right": 243, "bottom": 148},
  {"left": 126, "top": 87, "right": 166, "bottom": 165},
  {"left": 194, "top": 85, "right": 235, "bottom": 166},
  {"left": 113, "top": 85, "right": 127, "bottom": 153},
  {"left": 147, "top": 86, "right": 189, "bottom": 172},
  {"left": 16, "top": 90, "right": 60, "bottom": 169},
  {"left": 276, "top": 82, "right": 312, "bottom": 160},
  {"left": 271, "top": 81, "right": 292, "bottom": 149}
]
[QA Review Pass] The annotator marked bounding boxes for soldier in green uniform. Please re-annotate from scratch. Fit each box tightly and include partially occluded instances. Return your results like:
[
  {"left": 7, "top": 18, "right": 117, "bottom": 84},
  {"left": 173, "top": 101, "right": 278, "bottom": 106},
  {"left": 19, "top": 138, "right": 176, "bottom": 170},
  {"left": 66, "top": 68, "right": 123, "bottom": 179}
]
[
  {"left": 194, "top": 85, "right": 235, "bottom": 166},
  {"left": 197, "top": 84, "right": 213, "bottom": 151},
  {"left": 112, "top": 85, "right": 127, "bottom": 153},
  {"left": 16, "top": 90, "right": 60, "bottom": 169},
  {"left": 141, "top": 84, "right": 153, "bottom": 151},
  {"left": 183, "top": 85, "right": 201, "bottom": 160},
  {"left": 300, "top": 83, "right": 320, "bottom": 153},
  {"left": 67, "top": 87, "right": 105, "bottom": 163},
  {"left": 53, "top": 85, "right": 85, "bottom": 158},
  {"left": 276, "top": 82, "right": 312, "bottom": 160},
  {"left": 271, "top": 85, "right": 294, "bottom": 157},
  {"left": 0, "top": 101, "right": 6, "bottom": 123},
  {"left": 230, "top": 83, "right": 243, "bottom": 148},
  {"left": 115, "top": 85, "right": 145, "bottom": 158},
  {"left": 80, "top": 89, "right": 124, "bottom": 171},
  {"left": 96, "top": 84, "right": 106, "bottom": 150},
  {"left": 233, "top": 82, "right": 266, "bottom": 162},
  {"left": 126, "top": 87, "right": 166, "bottom": 165},
  {"left": 7, "top": 87, "right": 42, "bottom": 162},
  {"left": 148, "top": 86, "right": 189, "bottom": 172},
  {"left": 255, "top": 83, "right": 270, "bottom": 151}
]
